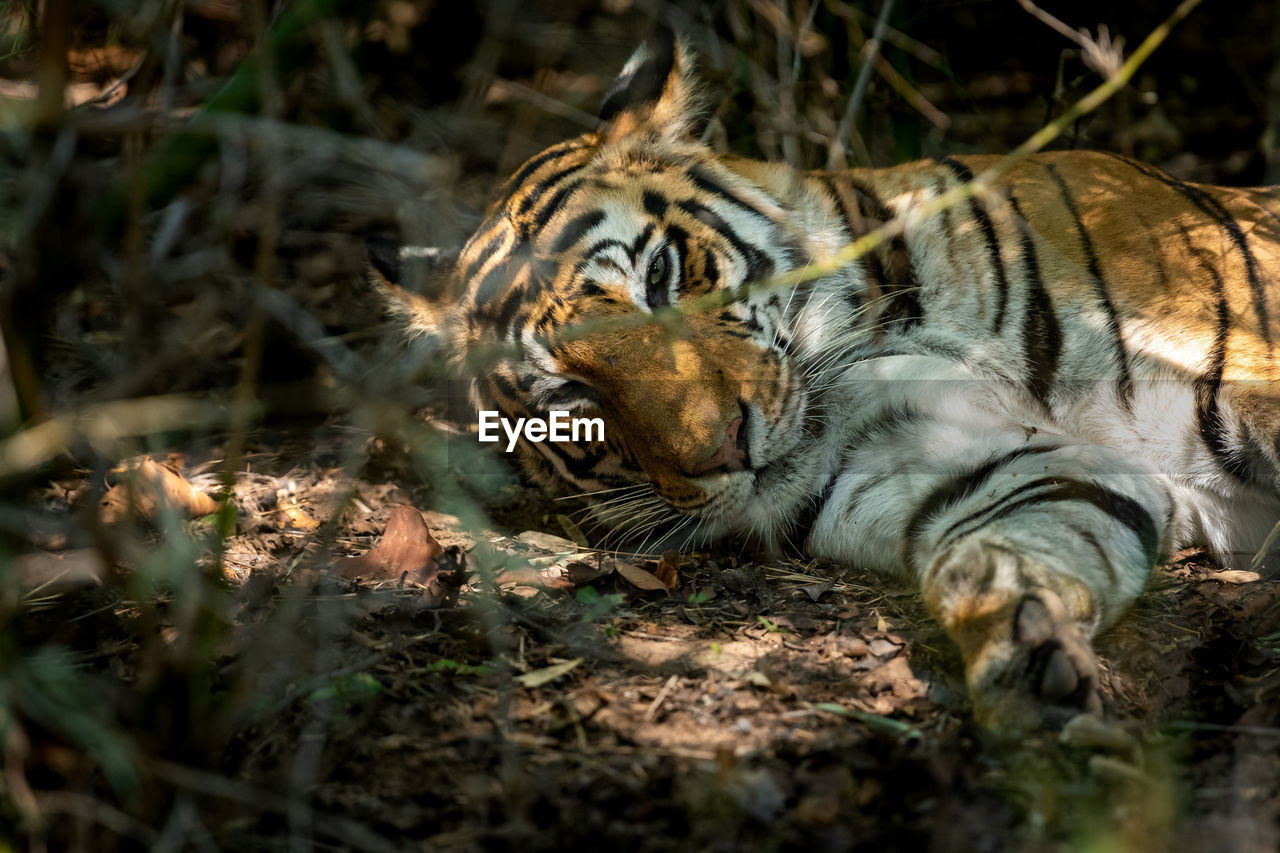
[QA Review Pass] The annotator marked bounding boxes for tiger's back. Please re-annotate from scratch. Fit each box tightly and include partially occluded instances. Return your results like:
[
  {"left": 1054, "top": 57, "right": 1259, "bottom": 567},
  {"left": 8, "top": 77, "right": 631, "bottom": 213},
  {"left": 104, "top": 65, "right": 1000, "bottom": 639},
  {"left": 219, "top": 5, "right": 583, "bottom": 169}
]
[{"left": 813, "top": 151, "right": 1280, "bottom": 565}]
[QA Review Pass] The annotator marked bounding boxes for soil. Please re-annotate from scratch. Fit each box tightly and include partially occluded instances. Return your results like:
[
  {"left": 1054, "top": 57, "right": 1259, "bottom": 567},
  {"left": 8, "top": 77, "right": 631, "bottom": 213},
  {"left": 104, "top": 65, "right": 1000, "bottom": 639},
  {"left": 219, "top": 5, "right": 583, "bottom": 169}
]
[{"left": 12, "top": 427, "right": 1280, "bottom": 851}]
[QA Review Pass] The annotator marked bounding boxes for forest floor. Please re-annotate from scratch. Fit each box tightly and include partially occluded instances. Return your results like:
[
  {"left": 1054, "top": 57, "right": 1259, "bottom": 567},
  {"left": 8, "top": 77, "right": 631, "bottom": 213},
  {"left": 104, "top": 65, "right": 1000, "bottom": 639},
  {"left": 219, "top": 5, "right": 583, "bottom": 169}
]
[{"left": 17, "top": 424, "right": 1280, "bottom": 851}]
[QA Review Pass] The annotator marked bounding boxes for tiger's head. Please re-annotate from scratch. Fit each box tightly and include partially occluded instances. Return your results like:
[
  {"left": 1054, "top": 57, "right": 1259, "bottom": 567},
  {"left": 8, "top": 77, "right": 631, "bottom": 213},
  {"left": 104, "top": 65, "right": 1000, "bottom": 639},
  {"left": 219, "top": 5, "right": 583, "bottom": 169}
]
[{"left": 376, "top": 35, "right": 862, "bottom": 549}]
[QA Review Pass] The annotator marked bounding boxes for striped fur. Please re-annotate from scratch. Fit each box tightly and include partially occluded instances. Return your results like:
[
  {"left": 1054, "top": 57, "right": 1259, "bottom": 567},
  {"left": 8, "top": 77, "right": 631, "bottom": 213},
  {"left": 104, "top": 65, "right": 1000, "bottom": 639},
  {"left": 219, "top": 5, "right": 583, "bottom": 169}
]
[{"left": 384, "top": 38, "right": 1280, "bottom": 727}]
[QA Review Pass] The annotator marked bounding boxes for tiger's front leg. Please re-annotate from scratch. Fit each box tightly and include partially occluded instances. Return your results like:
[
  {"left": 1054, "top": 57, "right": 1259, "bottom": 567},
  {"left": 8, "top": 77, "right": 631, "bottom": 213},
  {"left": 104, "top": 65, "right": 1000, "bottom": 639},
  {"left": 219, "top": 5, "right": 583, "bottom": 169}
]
[
  {"left": 809, "top": 380, "right": 1175, "bottom": 728},
  {"left": 924, "top": 538, "right": 1108, "bottom": 728}
]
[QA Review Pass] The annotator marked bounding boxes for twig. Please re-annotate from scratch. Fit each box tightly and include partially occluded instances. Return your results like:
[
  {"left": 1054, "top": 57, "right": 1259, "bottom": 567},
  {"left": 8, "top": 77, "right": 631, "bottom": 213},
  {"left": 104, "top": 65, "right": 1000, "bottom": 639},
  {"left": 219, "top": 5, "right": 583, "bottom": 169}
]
[
  {"left": 643, "top": 674, "right": 680, "bottom": 723},
  {"left": 786, "top": 0, "right": 1202, "bottom": 290},
  {"left": 835, "top": 0, "right": 895, "bottom": 165},
  {"left": 1017, "top": 0, "right": 1126, "bottom": 78},
  {"left": 870, "top": 48, "right": 948, "bottom": 129}
]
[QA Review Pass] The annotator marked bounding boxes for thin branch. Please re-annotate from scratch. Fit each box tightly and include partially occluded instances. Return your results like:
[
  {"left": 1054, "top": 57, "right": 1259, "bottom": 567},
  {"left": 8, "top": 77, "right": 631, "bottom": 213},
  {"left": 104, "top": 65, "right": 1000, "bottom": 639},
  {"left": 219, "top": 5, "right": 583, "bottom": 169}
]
[{"left": 835, "top": 0, "right": 895, "bottom": 164}]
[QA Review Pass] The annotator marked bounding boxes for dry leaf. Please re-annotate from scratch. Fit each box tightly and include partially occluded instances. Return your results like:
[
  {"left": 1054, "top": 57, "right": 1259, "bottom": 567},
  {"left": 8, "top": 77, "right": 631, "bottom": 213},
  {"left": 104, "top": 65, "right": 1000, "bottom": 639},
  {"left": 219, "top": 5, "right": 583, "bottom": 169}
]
[
  {"left": 655, "top": 550, "right": 680, "bottom": 590},
  {"left": 1060, "top": 715, "right": 1140, "bottom": 754},
  {"left": 516, "top": 530, "right": 580, "bottom": 553},
  {"left": 276, "top": 498, "right": 321, "bottom": 531},
  {"left": 338, "top": 506, "right": 444, "bottom": 588},
  {"left": 556, "top": 514, "right": 589, "bottom": 547},
  {"left": 99, "top": 456, "right": 218, "bottom": 523},
  {"left": 564, "top": 561, "right": 605, "bottom": 587},
  {"left": 1205, "top": 569, "right": 1260, "bottom": 584},
  {"left": 802, "top": 580, "right": 835, "bottom": 602},
  {"left": 614, "top": 559, "right": 669, "bottom": 593}
]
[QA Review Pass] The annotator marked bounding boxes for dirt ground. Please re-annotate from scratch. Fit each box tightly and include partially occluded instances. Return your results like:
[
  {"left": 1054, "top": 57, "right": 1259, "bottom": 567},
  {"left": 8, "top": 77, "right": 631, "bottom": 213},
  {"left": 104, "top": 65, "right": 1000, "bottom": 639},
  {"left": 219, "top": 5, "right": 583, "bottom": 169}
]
[{"left": 11, "top": 425, "right": 1279, "bottom": 851}]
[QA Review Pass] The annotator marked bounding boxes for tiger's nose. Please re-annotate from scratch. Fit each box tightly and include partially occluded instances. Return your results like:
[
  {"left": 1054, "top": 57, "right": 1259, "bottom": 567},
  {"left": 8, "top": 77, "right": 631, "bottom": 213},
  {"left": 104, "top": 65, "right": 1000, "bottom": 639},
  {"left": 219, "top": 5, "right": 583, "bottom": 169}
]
[{"left": 689, "top": 407, "right": 751, "bottom": 476}]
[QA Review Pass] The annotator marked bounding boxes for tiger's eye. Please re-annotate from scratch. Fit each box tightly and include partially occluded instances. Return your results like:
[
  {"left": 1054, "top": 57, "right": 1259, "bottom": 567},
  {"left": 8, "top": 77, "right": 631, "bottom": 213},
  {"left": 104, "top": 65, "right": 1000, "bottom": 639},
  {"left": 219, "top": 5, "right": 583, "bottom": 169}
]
[{"left": 647, "top": 253, "right": 668, "bottom": 287}]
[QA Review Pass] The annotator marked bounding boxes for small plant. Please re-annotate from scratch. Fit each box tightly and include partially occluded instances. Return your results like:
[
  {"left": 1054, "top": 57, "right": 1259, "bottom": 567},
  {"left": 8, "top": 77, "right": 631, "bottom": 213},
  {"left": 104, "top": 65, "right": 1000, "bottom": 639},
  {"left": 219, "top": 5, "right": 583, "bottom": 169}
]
[
  {"left": 308, "top": 672, "right": 384, "bottom": 705},
  {"left": 756, "top": 615, "right": 787, "bottom": 634},
  {"left": 576, "top": 585, "right": 624, "bottom": 622},
  {"left": 424, "top": 659, "right": 496, "bottom": 676}
]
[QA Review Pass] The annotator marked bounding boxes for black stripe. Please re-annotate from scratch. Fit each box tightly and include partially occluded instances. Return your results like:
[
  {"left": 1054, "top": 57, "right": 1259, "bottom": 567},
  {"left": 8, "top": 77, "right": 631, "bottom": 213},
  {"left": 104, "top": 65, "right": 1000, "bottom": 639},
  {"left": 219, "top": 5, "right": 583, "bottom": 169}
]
[
  {"left": 847, "top": 177, "right": 922, "bottom": 328},
  {"left": 676, "top": 200, "right": 773, "bottom": 283},
  {"left": 904, "top": 443, "right": 1065, "bottom": 565},
  {"left": 1045, "top": 163, "right": 1134, "bottom": 410},
  {"left": 943, "top": 478, "right": 1160, "bottom": 566},
  {"left": 846, "top": 177, "right": 892, "bottom": 222},
  {"left": 630, "top": 223, "right": 655, "bottom": 264},
  {"left": 460, "top": 231, "right": 505, "bottom": 282},
  {"left": 488, "top": 369, "right": 523, "bottom": 408},
  {"left": 1105, "top": 152, "right": 1272, "bottom": 348},
  {"left": 812, "top": 175, "right": 866, "bottom": 309},
  {"left": 1181, "top": 226, "right": 1250, "bottom": 480},
  {"left": 1074, "top": 527, "right": 1119, "bottom": 587},
  {"left": 517, "top": 163, "right": 584, "bottom": 217},
  {"left": 1009, "top": 195, "right": 1061, "bottom": 411},
  {"left": 527, "top": 179, "right": 587, "bottom": 236},
  {"left": 643, "top": 190, "right": 668, "bottom": 218},
  {"left": 848, "top": 403, "right": 925, "bottom": 447},
  {"left": 933, "top": 155, "right": 1010, "bottom": 333},
  {"left": 790, "top": 469, "right": 840, "bottom": 549},
  {"left": 498, "top": 141, "right": 586, "bottom": 203},
  {"left": 487, "top": 272, "right": 528, "bottom": 337},
  {"left": 813, "top": 175, "right": 855, "bottom": 242},
  {"left": 581, "top": 239, "right": 630, "bottom": 262},
  {"left": 472, "top": 257, "right": 516, "bottom": 306},
  {"left": 688, "top": 165, "right": 776, "bottom": 222},
  {"left": 933, "top": 475, "right": 1066, "bottom": 553},
  {"left": 702, "top": 249, "right": 720, "bottom": 289},
  {"left": 548, "top": 438, "right": 606, "bottom": 481},
  {"left": 552, "top": 210, "right": 606, "bottom": 254},
  {"left": 841, "top": 471, "right": 894, "bottom": 525},
  {"left": 843, "top": 180, "right": 892, "bottom": 312},
  {"left": 933, "top": 176, "right": 958, "bottom": 269}
]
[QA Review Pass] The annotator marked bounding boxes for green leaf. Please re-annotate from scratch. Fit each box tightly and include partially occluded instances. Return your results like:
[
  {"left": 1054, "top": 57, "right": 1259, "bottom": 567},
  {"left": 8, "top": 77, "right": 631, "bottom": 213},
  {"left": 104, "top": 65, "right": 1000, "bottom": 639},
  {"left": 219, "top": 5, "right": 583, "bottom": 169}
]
[
  {"left": 756, "top": 615, "right": 787, "bottom": 633},
  {"left": 812, "top": 702, "right": 922, "bottom": 740},
  {"left": 516, "top": 658, "right": 583, "bottom": 688},
  {"left": 309, "top": 672, "right": 383, "bottom": 705}
]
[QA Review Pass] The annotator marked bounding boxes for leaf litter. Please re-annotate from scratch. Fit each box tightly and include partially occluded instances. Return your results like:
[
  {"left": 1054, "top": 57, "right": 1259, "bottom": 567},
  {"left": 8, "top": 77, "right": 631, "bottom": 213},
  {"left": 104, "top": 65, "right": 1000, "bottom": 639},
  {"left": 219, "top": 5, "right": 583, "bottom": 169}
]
[{"left": 17, "top": 427, "right": 1280, "bottom": 851}]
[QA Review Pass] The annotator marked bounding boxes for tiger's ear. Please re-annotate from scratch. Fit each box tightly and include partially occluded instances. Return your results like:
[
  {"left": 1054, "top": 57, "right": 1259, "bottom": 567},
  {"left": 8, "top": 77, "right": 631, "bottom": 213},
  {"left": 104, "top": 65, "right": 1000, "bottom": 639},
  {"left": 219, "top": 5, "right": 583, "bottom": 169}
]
[
  {"left": 599, "top": 31, "right": 704, "bottom": 143},
  {"left": 366, "top": 236, "right": 459, "bottom": 341}
]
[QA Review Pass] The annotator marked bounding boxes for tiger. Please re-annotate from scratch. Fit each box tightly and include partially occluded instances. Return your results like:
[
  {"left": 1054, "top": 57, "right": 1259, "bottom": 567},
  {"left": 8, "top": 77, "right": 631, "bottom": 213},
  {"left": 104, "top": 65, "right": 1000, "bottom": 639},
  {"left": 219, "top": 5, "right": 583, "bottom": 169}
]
[{"left": 370, "top": 35, "right": 1280, "bottom": 729}]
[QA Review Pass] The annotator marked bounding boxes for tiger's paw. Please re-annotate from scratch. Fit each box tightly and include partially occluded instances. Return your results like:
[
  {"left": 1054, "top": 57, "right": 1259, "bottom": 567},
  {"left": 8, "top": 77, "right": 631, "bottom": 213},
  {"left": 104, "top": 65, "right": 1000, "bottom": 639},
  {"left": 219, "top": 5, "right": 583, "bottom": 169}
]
[
  {"left": 967, "top": 589, "right": 1103, "bottom": 731},
  {"left": 927, "top": 543, "right": 1102, "bottom": 731}
]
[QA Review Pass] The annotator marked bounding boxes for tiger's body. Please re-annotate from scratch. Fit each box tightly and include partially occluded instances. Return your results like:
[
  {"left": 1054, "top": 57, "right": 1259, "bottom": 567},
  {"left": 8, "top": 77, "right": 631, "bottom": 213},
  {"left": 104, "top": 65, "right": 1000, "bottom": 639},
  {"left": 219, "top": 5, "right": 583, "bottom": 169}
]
[{"left": 379, "top": 38, "right": 1280, "bottom": 727}]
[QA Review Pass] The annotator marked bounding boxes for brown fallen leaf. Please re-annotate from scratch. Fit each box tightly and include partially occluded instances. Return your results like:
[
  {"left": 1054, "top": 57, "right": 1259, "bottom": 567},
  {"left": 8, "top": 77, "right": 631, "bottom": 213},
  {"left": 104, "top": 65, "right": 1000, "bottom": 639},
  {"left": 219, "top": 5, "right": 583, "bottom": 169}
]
[
  {"left": 275, "top": 495, "right": 321, "bottom": 531},
  {"left": 1205, "top": 569, "right": 1260, "bottom": 584},
  {"left": 564, "top": 561, "right": 605, "bottom": 587},
  {"left": 337, "top": 506, "right": 459, "bottom": 604},
  {"left": 801, "top": 580, "right": 835, "bottom": 602},
  {"left": 614, "top": 558, "right": 670, "bottom": 593},
  {"left": 655, "top": 550, "right": 680, "bottom": 591},
  {"left": 99, "top": 456, "right": 218, "bottom": 523},
  {"left": 516, "top": 530, "right": 581, "bottom": 552},
  {"left": 555, "top": 514, "right": 589, "bottom": 547}
]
